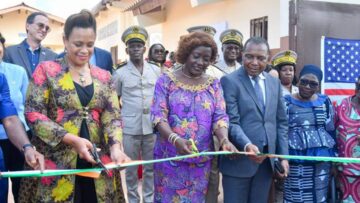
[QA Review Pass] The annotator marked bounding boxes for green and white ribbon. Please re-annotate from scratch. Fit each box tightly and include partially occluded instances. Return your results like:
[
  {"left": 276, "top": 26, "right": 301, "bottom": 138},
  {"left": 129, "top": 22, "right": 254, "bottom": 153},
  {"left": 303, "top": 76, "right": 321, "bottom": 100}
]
[{"left": 1, "top": 151, "right": 359, "bottom": 178}]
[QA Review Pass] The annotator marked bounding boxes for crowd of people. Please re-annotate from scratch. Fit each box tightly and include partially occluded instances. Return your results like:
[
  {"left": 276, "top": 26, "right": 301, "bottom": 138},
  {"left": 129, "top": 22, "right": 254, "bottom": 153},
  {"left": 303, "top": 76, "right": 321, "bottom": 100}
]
[{"left": 0, "top": 9, "right": 359, "bottom": 203}]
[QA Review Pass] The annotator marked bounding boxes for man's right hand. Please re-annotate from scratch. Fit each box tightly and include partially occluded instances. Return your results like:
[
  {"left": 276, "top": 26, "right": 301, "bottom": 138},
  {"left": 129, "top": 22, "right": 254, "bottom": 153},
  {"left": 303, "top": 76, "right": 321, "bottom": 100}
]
[
  {"left": 245, "top": 144, "right": 266, "bottom": 164},
  {"left": 24, "top": 148, "right": 45, "bottom": 171}
]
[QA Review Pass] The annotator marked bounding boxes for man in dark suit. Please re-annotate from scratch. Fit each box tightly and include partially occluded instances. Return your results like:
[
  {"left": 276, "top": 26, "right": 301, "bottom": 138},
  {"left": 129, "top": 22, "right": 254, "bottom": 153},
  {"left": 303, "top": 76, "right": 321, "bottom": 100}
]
[
  {"left": 57, "top": 47, "right": 114, "bottom": 73},
  {"left": 220, "top": 37, "right": 289, "bottom": 203},
  {"left": 4, "top": 12, "right": 57, "bottom": 78}
]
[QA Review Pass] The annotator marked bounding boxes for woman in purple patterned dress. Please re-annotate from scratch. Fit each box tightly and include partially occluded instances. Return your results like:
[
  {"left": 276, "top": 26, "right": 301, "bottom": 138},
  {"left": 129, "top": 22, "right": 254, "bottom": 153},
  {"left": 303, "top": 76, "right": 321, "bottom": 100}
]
[
  {"left": 335, "top": 76, "right": 360, "bottom": 202},
  {"left": 151, "top": 32, "right": 237, "bottom": 203}
]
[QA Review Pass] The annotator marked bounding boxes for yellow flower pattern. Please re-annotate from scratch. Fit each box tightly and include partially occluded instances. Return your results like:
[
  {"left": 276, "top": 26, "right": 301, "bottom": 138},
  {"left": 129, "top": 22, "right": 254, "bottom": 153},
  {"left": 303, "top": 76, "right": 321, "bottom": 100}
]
[
  {"left": 63, "top": 121, "right": 79, "bottom": 135},
  {"left": 51, "top": 177, "right": 74, "bottom": 202},
  {"left": 44, "top": 89, "right": 50, "bottom": 103},
  {"left": 202, "top": 100, "right": 211, "bottom": 110},
  {"left": 58, "top": 72, "right": 74, "bottom": 90}
]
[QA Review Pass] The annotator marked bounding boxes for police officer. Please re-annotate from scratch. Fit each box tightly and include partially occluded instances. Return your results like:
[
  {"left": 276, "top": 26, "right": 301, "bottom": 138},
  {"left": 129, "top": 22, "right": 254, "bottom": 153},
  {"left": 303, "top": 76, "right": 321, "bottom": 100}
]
[{"left": 113, "top": 25, "right": 160, "bottom": 203}]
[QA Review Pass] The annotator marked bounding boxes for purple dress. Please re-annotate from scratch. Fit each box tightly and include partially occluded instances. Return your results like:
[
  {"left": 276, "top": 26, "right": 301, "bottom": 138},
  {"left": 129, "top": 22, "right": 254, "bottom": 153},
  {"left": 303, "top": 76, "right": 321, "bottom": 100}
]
[{"left": 151, "top": 72, "right": 228, "bottom": 203}]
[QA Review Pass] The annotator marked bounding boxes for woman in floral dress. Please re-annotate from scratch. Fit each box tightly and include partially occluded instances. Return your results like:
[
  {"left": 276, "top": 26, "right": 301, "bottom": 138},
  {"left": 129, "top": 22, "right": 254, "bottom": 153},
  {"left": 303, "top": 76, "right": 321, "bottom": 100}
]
[
  {"left": 335, "top": 76, "right": 360, "bottom": 203},
  {"left": 151, "top": 32, "right": 237, "bottom": 203},
  {"left": 18, "top": 10, "right": 128, "bottom": 203}
]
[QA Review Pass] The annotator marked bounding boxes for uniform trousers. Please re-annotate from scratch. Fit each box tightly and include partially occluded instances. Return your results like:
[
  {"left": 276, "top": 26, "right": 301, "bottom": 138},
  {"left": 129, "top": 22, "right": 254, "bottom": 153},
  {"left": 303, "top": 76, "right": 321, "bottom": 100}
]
[{"left": 123, "top": 133, "right": 156, "bottom": 203}]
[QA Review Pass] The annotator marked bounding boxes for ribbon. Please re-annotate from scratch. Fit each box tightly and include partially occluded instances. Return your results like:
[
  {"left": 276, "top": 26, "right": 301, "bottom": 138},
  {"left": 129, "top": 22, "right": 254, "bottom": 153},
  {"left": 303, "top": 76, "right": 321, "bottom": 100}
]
[{"left": 1, "top": 151, "right": 359, "bottom": 178}]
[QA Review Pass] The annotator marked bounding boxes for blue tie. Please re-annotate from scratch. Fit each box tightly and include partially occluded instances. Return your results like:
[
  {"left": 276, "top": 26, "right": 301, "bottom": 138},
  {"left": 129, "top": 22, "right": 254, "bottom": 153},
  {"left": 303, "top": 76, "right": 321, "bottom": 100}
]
[{"left": 252, "top": 76, "right": 265, "bottom": 112}]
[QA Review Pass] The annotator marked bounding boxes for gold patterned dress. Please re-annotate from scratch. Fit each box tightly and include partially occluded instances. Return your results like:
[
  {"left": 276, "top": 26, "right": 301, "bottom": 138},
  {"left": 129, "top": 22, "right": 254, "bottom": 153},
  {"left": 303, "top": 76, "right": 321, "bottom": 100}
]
[{"left": 18, "top": 58, "right": 125, "bottom": 203}]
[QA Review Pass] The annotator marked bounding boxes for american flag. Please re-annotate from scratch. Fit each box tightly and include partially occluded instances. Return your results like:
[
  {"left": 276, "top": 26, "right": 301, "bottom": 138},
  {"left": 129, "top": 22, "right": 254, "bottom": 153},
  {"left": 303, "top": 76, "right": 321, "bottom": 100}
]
[{"left": 321, "top": 36, "right": 358, "bottom": 104}]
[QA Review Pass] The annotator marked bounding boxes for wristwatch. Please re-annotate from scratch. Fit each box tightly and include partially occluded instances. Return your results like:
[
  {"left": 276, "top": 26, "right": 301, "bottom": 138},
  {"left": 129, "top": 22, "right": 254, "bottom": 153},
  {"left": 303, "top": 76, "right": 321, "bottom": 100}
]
[{"left": 22, "top": 143, "right": 36, "bottom": 152}]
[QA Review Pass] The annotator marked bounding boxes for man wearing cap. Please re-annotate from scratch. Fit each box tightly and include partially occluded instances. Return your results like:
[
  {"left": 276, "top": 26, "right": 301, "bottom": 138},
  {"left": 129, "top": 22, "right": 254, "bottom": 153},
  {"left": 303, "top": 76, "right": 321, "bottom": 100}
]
[
  {"left": 113, "top": 25, "right": 159, "bottom": 203},
  {"left": 205, "top": 28, "right": 244, "bottom": 203},
  {"left": 215, "top": 29, "right": 243, "bottom": 74}
]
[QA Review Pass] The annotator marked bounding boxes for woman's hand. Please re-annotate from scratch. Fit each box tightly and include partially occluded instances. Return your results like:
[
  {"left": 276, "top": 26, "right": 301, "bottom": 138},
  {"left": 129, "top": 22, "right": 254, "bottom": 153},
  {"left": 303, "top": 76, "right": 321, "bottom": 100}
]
[
  {"left": 110, "top": 143, "right": 131, "bottom": 165},
  {"left": 220, "top": 138, "right": 238, "bottom": 153},
  {"left": 62, "top": 133, "right": 96, "bottom": 164},
  {"left": 174, "top": 138, "right": 193, "bottom": 155},
  {"left": 24, "top": 148, "right": 45, "bottom": 171}
]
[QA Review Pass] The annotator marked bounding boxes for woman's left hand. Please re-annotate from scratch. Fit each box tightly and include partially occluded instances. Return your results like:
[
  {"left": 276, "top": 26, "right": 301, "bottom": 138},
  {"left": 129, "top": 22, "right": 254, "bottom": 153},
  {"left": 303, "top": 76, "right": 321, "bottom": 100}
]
[
  {"left": 221, "top": 139, "right": 238, "bottom": 153},
  {"left": 110, "top": 143, "right": 131, "bottom": 165}
]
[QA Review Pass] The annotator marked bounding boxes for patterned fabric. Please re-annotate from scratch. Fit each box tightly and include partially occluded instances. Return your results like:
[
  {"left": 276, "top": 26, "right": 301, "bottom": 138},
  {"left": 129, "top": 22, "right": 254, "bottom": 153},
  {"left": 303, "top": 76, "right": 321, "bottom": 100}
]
[
  {"left": 18, "top": 58, "right": 125, "bottom": 203},
  {"left": 284, "top": 162, "right": 331, "bottom": 203},
  {"left": 335, "top": 96, "right": 360, "bottom": 203},
  {"left": 283, "top": 94, "right": 336, "bottom": 202},
  {"left": 151, "top": 72, "right": 228, "bottom": 203}
]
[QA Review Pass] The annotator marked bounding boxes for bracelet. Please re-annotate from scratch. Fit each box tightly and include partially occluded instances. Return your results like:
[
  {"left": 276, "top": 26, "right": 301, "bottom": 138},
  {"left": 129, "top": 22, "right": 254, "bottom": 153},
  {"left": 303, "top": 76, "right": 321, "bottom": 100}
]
[
  {"left": 168, "top": 133, "right": 178, "bottom": 143},
  {"left": 219, "top": 138, "right": 229, "bottom": 147},
  {"left": 172, "top": 136, "right": 180, "bottom": 146}
]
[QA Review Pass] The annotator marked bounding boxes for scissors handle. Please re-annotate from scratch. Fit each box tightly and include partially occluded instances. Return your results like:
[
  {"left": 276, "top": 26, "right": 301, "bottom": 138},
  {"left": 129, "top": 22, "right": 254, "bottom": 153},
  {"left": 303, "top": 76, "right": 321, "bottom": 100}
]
[{"left": 189, "top": 138, "right": 199, "bottom": 154}]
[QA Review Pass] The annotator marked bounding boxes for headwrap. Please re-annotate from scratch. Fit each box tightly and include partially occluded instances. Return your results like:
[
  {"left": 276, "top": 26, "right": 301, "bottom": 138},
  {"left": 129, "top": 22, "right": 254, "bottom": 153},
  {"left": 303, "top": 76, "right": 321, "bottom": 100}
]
[{"left": 299, "top": 64, "right": 323, "bottom": 81}]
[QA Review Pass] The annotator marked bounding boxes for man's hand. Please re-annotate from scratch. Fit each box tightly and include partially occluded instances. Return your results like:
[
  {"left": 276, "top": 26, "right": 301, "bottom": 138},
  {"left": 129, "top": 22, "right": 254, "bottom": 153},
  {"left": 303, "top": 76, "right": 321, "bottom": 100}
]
[
  {"left": 276, "top": 159, "right": 289, "bottom": 178},
  {"left": 24, "top": 148, "right": 45, "bottom": 171},
  {"left": 245, "top": 144, "right": 266, "bottom": 163}
]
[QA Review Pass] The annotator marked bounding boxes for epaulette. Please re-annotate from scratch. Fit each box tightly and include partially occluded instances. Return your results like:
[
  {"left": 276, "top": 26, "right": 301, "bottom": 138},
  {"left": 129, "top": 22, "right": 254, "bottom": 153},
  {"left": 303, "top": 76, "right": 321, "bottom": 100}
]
[
  {"left": 147, "top": 60, "right": 161, "bottom": 67},
  {"left": 114, "top": 61, "right": 128, "bottom": 70},
  {"left": 171, "top": 64, "right": 182, "bottom": 72}
]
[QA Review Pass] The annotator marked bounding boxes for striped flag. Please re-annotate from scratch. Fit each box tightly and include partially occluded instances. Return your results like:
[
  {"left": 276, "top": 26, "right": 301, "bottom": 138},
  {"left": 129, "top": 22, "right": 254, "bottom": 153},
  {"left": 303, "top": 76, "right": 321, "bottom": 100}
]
[{"left": 321, "top": 36, "right": 358, "bottom": 104}]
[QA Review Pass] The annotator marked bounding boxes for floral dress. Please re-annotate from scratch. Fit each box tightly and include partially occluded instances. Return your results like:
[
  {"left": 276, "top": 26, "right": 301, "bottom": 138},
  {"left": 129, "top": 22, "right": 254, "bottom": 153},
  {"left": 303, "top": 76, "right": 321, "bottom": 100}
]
[
  {"left": 18, "top": 58, "right": 125, "bottom": 203},
  {"left": 150, "top": 72, "right": 228, "bottom": 203},
  {"left": 336, "top": 96, "right": 360, "bottom": 203}
]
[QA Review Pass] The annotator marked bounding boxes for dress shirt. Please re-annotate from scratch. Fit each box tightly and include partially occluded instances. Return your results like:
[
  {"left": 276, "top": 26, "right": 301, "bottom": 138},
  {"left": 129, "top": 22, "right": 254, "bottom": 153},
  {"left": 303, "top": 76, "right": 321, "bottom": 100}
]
[
  {"left": 23, "top": 40, "right": 40, "bottom": 73},
  {"left": 0, "top": 62, "right": 29, "bottom": 139},
  {"left": 248, "top": 72, "right": 266, "bottom": 104}
]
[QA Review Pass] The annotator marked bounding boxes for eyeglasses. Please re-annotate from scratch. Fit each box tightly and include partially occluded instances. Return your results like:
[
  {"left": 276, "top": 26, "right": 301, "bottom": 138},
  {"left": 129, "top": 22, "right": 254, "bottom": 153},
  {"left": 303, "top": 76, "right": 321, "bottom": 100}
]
[
  {"left": 299, "top": 79, "right": 319, "bottom": 89},
  {"left": 35, "top": 23, "right": 51, "bottom": 32},
  {"left": 243, "top": 53, "right": 267, "bottom": 62}
]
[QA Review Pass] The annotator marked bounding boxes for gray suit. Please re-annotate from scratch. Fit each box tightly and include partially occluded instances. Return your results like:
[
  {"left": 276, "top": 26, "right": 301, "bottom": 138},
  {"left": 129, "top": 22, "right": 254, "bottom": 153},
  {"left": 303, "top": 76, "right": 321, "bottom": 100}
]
[
  {"left": 219, "top": 67, "right": 288, "bottom": 203},
  {"left": 4, "top": 40, "right": 57, "bottom": 78}
]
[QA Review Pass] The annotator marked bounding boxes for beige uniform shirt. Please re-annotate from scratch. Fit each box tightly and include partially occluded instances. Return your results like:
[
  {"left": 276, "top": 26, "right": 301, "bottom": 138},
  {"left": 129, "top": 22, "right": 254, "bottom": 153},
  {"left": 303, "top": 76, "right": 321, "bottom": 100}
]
[
  {"left": 113, "top": 60, "right": 160, "bottom": 135},
  {"left": 212, "top": 59, "right": 241, "bottom": 79}
]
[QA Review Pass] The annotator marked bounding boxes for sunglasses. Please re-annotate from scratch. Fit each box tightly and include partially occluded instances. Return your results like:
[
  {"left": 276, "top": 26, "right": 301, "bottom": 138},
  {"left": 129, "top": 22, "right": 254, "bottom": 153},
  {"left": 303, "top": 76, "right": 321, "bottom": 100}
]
[
  {"left": 35, "top": 23, "right": 51, "bottom": 32},
  {"left": 299, "top": 79, "right": 319, "bottom": 89}
]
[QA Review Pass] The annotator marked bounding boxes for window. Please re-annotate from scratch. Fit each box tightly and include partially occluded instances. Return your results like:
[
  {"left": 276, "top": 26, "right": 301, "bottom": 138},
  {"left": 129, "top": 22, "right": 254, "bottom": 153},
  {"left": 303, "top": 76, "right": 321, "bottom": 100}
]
[{"left": 250, "top": 16, "right": 268, "bottom": 40}]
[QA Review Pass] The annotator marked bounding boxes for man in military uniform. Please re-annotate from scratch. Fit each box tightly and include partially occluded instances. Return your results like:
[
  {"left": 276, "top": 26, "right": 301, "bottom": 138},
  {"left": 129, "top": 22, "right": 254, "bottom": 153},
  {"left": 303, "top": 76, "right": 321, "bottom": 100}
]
[
  {"left": 216, "top": 29, "right": 243, "bottom": 74},
  {"left": 113, "top": 25, "right": 160, "bottom": 203}
]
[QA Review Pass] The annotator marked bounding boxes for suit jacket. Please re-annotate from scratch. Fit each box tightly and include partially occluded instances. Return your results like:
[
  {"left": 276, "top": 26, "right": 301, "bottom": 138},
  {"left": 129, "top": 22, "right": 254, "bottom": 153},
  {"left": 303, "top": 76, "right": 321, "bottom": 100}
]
[
  {"left": 219, "top": 67, "right": 288, "bottom": 178},
  {"left": 4, "top": 39, "right": 57, "bottom": 78},
  {"left": 57, "top": 47, "right": 114, "bottom": 74}
]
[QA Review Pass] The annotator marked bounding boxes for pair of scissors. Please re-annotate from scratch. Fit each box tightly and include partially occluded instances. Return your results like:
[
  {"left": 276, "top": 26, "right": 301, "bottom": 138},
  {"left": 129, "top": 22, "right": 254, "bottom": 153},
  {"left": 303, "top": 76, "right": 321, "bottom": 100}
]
[
  {"left": 189, "top": 138, "right": 199, "bottom": 154},
  {"left": 89, "top": 143, "right": 111, "bottom": 176}
]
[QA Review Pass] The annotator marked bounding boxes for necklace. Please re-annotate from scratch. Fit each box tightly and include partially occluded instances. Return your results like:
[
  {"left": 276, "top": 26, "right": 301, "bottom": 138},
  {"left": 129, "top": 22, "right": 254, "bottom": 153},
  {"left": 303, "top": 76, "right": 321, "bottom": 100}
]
[
  {"left": 70, "top": 67, "right": 87, "bottom": 85},
  {"left": 181, "top": 66, "right": 203, "bottom": 79}
]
